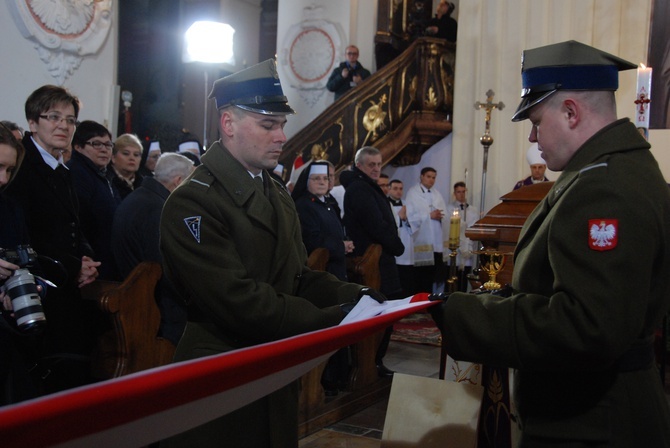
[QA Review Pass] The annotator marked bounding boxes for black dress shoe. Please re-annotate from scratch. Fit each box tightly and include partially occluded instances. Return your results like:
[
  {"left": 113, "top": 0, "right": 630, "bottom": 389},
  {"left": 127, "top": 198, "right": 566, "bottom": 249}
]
[{"left": 376, "top": 364, "right": 394, "bottom": 377}]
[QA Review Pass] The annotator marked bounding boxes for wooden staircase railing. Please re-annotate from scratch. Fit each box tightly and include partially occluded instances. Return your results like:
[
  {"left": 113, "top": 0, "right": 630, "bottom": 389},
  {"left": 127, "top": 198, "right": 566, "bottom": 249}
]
[{"left": 280, "top": 37, "right": 455, "bottom": 175}]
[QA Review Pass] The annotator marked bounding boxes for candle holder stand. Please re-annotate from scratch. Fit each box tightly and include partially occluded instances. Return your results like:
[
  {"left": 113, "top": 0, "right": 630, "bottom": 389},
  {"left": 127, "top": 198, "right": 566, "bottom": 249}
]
[{"left": 446, "top": 242, "right": 459, "bottom": 293}]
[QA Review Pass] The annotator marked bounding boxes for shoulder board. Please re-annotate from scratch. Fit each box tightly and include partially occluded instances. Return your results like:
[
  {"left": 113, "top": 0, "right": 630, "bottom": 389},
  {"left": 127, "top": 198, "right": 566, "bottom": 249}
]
[
  {"left": 579, "top": 162, "right": 608, "bottom": 174},
  {"left": 188, "top": 169, "right": 214, "bottom": 189}
]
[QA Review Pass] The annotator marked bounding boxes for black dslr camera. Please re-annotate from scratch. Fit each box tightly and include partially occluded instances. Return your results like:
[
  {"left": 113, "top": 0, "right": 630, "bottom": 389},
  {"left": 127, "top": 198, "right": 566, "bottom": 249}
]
[{"left": 0, "top": 245, "right": 46, "bottom": 333}]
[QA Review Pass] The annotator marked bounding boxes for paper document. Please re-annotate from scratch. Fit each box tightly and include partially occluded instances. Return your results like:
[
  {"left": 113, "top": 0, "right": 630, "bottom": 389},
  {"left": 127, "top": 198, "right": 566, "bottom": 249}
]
[{"left": 340, "top": 295, "right": 432, "bottom": 325}]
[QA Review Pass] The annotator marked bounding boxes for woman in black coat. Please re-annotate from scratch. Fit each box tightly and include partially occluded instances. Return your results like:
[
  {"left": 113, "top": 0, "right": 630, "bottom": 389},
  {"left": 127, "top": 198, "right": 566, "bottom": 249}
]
[
  {"left": 292, "top": 161, "right": 355, "bottom": 394},
  {"left": 67, "top": 120, "right": 122, "bottom": 280},
  {"left": 292, "top": 161, "right": 354, "bottom": 281}
]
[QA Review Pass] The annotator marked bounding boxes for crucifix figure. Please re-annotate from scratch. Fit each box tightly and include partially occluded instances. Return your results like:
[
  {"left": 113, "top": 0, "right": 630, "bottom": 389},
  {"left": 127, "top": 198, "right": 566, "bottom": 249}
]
[
  {"left": 635, "top": 92, "right": 651, "bottom": 115},
  {"left": 474, "top": 89, "right": 504, "bottom": 214}
]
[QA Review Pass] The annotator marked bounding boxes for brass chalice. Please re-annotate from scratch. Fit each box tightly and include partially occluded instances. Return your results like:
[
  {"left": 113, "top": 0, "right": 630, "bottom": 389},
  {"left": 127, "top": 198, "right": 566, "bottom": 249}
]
[{"left": 474, "top": 250, "right": 511, "bottom": 290}]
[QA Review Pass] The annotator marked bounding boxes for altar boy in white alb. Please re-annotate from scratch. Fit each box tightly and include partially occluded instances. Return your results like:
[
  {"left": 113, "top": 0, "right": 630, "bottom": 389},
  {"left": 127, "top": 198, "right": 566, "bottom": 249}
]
[{"left": 405, "top": 167, "right": 449, "bottom": 293}]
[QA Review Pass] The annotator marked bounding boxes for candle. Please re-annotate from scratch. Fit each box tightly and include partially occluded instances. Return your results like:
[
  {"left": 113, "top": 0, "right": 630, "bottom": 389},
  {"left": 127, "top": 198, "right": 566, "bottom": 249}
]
[
  {"left": 635, "top": 64, "right": 652, "bottom": 129},
  {"left": 449, "top": 209, "right": 460, "bottom": 248}
]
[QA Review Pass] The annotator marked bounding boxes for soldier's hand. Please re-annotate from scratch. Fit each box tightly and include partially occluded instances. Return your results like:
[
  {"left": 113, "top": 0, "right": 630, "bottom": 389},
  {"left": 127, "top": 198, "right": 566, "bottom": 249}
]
[
  {"left": 358, "top": 287, "right": 387, "bottom": 304},
  {"left": 427, "top": 292, "right": 451, "bottom": 333}
]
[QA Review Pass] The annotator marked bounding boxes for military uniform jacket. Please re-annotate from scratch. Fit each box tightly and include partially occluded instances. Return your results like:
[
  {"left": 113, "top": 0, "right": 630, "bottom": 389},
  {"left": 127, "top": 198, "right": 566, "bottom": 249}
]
[
  {"left": 161, "top": 141, "right": 362, "bottom": 349},
  {"left": 442, "top": 119, "right": 670, "bottom": 446},
  {"left": 160, "top": 142, "right": 362, "bottom": 447}
]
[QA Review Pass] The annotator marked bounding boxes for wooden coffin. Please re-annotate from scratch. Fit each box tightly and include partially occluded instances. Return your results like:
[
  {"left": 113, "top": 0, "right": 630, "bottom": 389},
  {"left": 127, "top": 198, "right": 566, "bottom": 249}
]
[{"left": 465, "top": 182, "right": 553, "bottom": 286}]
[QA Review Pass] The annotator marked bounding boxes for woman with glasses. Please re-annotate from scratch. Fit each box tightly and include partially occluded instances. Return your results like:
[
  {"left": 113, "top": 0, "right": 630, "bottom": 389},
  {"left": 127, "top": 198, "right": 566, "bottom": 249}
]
[
  {"left": 5, "top": 85, "right": 103, "bottom": 395},
  {"left": 67, "top": 120, "right": 122, "bottom": 281},
  {"left": 292, "top": 161, "right": 353, "bottom": 281},
  {"left": 110, "top": 133, "right": 144, "bottom": 199}
]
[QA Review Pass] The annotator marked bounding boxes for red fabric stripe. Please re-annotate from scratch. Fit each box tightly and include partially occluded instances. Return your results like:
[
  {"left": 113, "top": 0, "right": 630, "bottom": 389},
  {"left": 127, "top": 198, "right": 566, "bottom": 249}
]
[{"left": 0, "top": 299, "right": 436, "bottom": 447}]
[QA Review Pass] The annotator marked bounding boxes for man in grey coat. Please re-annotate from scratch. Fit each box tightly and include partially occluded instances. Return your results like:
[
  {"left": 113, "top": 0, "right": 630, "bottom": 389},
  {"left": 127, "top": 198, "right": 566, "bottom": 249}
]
[
  {"left": 159, "top": 59, "right": 381, "bottom": 447},
  {"left": 432, "top": 40, "right": 670, "bottom": 447}
]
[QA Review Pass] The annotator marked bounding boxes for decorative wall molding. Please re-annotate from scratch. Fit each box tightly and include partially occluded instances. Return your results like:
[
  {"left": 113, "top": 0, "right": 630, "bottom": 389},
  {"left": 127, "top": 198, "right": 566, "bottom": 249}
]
[
  {"left": 279, "top": 5, "right": 345, "bottom": 107},
  {"left": 8, "top": 0, "right": 113, "bottom": 84}
]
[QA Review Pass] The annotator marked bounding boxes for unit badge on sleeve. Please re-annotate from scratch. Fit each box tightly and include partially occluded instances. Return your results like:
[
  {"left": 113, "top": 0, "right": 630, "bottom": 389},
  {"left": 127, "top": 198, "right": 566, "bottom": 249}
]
[{"left": 588, "top": 219, "right": 618, "bottom": 251}]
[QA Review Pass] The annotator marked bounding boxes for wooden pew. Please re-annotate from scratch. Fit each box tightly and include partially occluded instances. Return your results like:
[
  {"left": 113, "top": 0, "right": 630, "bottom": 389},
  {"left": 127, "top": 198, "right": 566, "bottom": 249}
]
[
  {"left": 85, "top": 262, "right": 175, "bottom": 379},
  {"left": 298, "top": 244, "right": 390, "bottom": 438},
  {"left": 84, "top": 251, "right": 387, "bottom": 437}
]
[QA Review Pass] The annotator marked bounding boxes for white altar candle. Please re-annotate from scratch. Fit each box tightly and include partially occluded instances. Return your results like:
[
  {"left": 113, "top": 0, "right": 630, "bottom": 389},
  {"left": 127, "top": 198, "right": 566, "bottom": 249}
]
[
  {"left": 449, "top": 209, "right": 460, "bottom": 248},
  {"left": 635, "top": 64, "right": 652, "bottom": 128}
]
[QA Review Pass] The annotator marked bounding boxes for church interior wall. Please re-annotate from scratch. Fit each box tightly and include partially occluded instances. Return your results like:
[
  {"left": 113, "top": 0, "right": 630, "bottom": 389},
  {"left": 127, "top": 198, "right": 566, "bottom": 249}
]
[
  {"left": 0, "top": 1, "right": 119, "bottom": 133},
  {"left": 0, "top": 0, "right": 666, "bottom": 213}
]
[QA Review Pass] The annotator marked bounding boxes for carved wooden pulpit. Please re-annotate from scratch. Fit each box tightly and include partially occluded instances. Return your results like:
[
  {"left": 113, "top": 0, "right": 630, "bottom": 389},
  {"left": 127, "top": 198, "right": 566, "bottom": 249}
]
[{"left": 464, "top": 181, "right": 553, "bottom": 448}]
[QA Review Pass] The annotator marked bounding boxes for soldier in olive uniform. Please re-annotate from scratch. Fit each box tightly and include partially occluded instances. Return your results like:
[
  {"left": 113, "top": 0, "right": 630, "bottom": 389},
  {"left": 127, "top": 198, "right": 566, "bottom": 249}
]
[
  {"left": 432, "top": 41, "right": 670, "bottom": 447},
  {"left": 159, "top": 60, "right": 382, "bottom": 448}
]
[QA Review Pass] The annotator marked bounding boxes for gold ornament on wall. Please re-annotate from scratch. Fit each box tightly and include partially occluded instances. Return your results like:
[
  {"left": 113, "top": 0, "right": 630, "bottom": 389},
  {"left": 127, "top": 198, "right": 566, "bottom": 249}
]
[{"left": 362, "top": 94, "right": 388, "bottom": 145}]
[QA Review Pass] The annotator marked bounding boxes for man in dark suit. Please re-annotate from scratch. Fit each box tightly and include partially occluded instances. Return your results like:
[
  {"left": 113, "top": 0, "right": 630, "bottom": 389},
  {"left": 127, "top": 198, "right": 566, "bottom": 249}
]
[
  {"left": 6, "top": 85, "right": 103, "bottom": 394},
  {"left": 341, "top": 146, "right": 405, "bottom": 377},
  {"left": 342, "top": 146, "right": 404, "bottom": 299},
  {"left": 159, "top": 59, "right": 381, "bottom": 448}
]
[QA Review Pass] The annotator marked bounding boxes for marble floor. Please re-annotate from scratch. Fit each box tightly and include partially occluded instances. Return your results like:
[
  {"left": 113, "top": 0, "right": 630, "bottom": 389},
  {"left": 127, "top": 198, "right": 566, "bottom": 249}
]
[{"left": 298, "top": 340, "right": 441, "bottom": 448}]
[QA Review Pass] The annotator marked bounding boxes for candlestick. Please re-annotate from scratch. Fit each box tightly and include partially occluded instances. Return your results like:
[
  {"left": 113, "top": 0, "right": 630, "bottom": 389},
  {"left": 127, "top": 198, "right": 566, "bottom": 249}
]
[
  {"left": 449, "top": 209, "right": 460, "bottom": 249},
  {"left": 635, "top": 64, "right": 652, "bottom": 134}
]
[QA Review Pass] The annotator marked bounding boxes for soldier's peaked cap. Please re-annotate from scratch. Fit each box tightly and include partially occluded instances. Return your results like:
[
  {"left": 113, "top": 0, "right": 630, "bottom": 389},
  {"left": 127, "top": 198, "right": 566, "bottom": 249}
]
[
  {"left": 208, "top": 59, "right": 295, "bottom": 115},
  {"left": 512, "top": 40, "right": 636, "bottom": 121}
]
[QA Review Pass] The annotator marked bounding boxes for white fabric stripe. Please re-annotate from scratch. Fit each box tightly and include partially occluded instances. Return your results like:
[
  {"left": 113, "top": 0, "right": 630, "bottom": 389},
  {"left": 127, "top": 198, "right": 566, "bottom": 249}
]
[{"left": 53, "top": 353, "right": 333, "bottom": 448}]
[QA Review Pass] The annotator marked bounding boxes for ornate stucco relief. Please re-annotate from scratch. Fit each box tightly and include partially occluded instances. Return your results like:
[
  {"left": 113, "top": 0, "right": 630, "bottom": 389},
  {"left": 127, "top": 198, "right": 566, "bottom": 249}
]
[{"left": 8, "top": 0, "right": 113, "bottom": 84}]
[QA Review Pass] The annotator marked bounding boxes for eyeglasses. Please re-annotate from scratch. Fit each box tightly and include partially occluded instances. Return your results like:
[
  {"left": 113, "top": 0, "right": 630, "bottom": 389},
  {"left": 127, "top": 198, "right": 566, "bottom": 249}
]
[
  {"left": 85, "top": 141, "right": 114, "bottom": 150},
  {"left": 308, "top": 175, "right": 330, "bottom": 182},
  {"left": 39, "top": 113, "right": 77, "bottom": 126},
  {"left": 346, "top": 52, "right": 359, "bottom": 55}
]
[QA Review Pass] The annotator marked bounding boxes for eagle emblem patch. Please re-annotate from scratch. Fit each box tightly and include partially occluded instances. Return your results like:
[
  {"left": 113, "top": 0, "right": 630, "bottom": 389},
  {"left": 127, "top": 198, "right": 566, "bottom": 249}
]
[
  {"left": 184, "top": 216, "right": 202, "bottom": 243},
  {"left": 588, "top": 219, "right": 617, "bottom": 251}
]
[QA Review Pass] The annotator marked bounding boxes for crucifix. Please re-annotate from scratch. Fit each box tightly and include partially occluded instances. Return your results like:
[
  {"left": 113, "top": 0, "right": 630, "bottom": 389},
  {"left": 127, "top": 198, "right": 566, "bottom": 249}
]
[{"left": 474, "top": 89, "right": 504, "bottom": 214}]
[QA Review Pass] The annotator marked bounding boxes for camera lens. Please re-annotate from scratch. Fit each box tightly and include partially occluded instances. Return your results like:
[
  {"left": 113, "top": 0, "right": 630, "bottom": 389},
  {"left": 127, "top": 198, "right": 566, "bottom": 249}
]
[{"left": 5, "top": 268, "right": 46, "bottom": 334}]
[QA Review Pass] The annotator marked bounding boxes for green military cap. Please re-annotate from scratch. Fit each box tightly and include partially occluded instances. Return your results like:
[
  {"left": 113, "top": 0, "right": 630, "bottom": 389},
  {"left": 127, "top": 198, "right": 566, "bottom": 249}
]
[
  {"left": 208, "top": 59, "right": 295, "bottom": 115},
  {"left": 512, "top": 40, "right": 636, "bottom": 121}
]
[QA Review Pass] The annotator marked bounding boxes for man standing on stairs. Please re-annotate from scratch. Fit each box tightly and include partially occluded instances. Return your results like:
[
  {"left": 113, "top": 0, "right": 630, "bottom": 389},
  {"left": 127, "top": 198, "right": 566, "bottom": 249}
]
[{"left": 327, "top": 45, "right": 371, "bottom": 101}]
